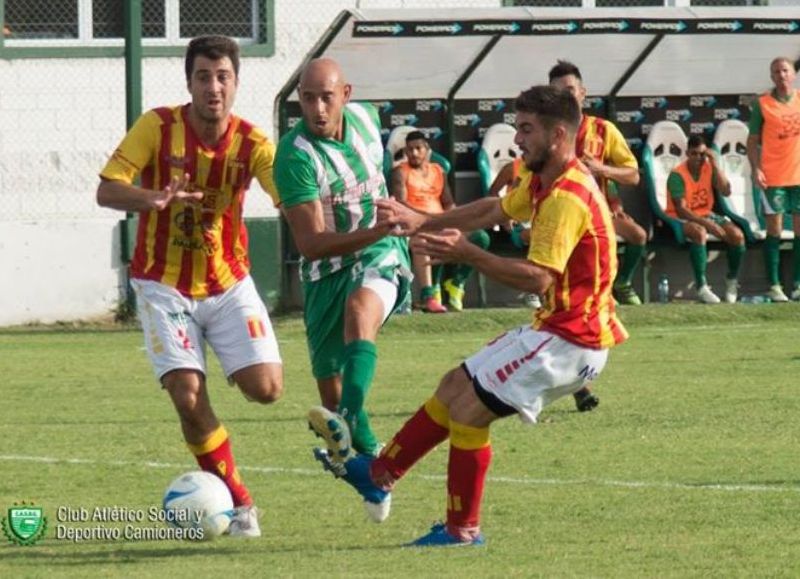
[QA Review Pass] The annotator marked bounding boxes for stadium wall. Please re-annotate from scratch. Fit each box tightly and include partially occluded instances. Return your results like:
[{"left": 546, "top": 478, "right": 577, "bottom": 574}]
[{"left": 0, "top": 0, "right": 496, "bottom": 326}]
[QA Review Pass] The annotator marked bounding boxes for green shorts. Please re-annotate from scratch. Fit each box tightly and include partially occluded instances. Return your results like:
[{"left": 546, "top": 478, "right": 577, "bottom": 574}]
[
  {"left": 677, "top": 212, "right": 730, "bottom": 226},
  {"left": 762, "top": 186, "right": 800, "bottom": 215},
  {"left": 303, "top": 237, "right": 411, "bottom": 379}
]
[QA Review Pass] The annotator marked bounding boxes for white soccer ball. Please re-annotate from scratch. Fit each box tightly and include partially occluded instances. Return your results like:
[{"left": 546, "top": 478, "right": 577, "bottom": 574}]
[{"left": 162, "top": 471, "right": 234, "bottom": 539}]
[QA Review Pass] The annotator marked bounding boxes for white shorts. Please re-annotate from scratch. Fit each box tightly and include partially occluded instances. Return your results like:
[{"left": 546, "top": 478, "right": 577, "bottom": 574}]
[
  {"left": 464, "top": 325, "right": 608, "bottom": 424},
  {"left": 131, "top": 276, "right": 282, "bottom": 382}
]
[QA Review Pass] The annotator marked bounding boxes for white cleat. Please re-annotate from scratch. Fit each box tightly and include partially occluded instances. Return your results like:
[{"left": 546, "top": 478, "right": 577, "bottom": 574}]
[
  {"left": 791, "top": 286, "right": 800, "bottom": 301},
  {"left": 766, "top": 284, "right": 789, "bottom": 303},
  {"left": 724, "top": 278, "right": 739, "bottom": 304},
  {"left": 227, "top": 505, "right": 261, "bottom": 538},
  {"left": 697, "top": 285, "right": 721, "bottom": 304}
]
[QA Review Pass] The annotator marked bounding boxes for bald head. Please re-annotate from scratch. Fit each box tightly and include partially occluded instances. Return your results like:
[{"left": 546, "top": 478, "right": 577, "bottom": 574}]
[
  {"left": 297, "top": 57, "right": 352, "bottom": 140},
  {"left": 299, "top": 58, "right": 347, "bottom": 89}
]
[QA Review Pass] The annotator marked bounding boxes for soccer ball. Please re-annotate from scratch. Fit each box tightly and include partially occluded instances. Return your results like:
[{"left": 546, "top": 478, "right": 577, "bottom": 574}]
[{"left": 162, "top": 471, "right": 234, "bottom": 539}]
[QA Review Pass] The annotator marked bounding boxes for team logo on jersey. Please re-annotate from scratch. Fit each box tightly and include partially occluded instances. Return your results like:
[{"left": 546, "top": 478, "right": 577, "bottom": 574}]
[{"left": 2, "top": 502, "right": 47, "bottom": 546}]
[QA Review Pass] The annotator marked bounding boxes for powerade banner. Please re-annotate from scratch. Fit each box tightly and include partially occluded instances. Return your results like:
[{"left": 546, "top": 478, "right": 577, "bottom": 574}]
[
  {"left": 284, "top": 94, "right": 754, "bottom": 171},
  {"left": 282, "top": 99, "right": 447, "bottom": 157},
  {"left": 613, "top": 94, "right": 754, "bottom": 157},
  {"left": 452, "top": 97, "right": 606, "bottom": 171},
  {"left": 354, "top": 19, "right": 800, "bottom": 37}
]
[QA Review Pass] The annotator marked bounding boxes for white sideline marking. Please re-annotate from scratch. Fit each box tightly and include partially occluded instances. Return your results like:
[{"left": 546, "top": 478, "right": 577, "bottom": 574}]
[{"left": 1, "top": 454, "right": 798, "bottom": 495}]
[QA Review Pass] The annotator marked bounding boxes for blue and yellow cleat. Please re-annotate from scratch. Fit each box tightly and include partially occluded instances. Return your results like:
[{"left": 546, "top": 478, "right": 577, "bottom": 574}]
[
  {"left": 308, "top": 406, "right": 354, "bottom": 476},
  {"left": 406, "top": 523, "right": 486, "bottom": 547},
  {"left": 313, "top": 448, "right": 391, "bottom": 523}
]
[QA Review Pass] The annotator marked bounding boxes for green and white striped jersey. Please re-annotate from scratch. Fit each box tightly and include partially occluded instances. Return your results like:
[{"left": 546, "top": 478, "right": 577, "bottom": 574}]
[{"left": 274, "top": 102, "right": 393, "bottom": 282}]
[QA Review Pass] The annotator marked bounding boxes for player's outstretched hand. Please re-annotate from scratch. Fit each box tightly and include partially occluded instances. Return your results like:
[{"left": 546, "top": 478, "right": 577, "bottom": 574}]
[
  {"left": 410, "top": 229, "right": 471, "bottom": 264},
  {"left": 375, "top": 198, "right": 425, "bottom": 236},
  {"left": 152, "top": 173, "right": 204, "bottom": 211}
]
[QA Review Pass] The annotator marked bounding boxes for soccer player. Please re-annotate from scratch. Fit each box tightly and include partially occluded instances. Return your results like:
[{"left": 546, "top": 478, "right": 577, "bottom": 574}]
[
  {"left": 549, "top": 60, "right": 645, "bottom": 305},
  {"left": 747, "top": 56, "right": 800, "bottom": 302},
  {"left": 273, "top": 58, "right": 411, "bottom": 517},
  {"left": 548, "top": 60, "right": 641, "bottom": 412},
  {"left": 666, "top": 135, "right": 744, "bottom": 303},
  {"left": 391, "top": 130, "right": 490, "bottom": 312},
  {"left": 315, "top": 85, "right": 628, "bottom": 545},
  {"left": 96, "top": 35, "right": 282, "bottom": 538}
]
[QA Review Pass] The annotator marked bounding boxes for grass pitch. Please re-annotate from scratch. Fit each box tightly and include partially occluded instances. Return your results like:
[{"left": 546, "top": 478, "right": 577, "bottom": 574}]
[{"left": 1, "top": 304, "right": 799, "bottom": 577}]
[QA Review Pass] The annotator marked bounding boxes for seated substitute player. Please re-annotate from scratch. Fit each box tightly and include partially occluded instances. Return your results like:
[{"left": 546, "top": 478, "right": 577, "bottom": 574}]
[
  {"left": 665, "top": 135, "right": 745, "bottom": 303},
  {"left": 311, "top": 85, "right": 628, "bottom": 545},
  {"left": 96, "top": 36, "right": 283, "bottom": 537},
  {"left": 391, "top": 130, "right": 490, "bottom": 312}
]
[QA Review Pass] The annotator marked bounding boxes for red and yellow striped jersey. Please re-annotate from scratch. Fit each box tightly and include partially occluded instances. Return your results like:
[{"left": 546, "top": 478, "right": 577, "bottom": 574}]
[
  {"left": 501, "top": 159, "right": 628, "bottom": 349},
  {"left": 576, "top": 114, "right": 638, "bottom": 206},
  {"left": 100, "top": 105, "right": 278, "bottom": 298}
]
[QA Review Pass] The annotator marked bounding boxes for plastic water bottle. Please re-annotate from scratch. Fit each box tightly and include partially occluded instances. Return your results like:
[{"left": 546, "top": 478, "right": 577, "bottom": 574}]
[
  {"left": 740, "top": 295, "right": 772, "bottom": 304},
  {"left": 657, "top": 274, "right": 670, "bottom": 304}
]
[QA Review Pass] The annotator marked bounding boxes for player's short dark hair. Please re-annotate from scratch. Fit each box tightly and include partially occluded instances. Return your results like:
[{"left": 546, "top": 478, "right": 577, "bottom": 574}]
[
  {"left": 548, "top": 60, "right": 583, "bottom": 83},
  {"left": 185, "top": 36, "right": 240, "bottom": 81},
  {"left": 687, "top": 135, "right": 707, "bottom": 149},
  {"left": 514, "top": 85, "right": 581, "bottom": 134},
  {"left": 405, "top": 130, "right": 428, "bottom": 145}
]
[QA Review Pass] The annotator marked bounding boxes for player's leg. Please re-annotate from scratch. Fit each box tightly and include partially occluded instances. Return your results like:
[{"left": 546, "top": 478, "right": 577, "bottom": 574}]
[
  {"left": 443, "top": 229, "right": 491, "bottom": 312},
  {"left": 339, "top": 279, "right": 396, "bottom": 456},
  {"left": 762, "top": 188, "right": 789, "bottom": 301},
  {"left": 788, "top": 188, "right": 800, "bottom": 300},
  {"left": 684, "top": 221, "right": 719, "bottom": 303},
  {"left": 413, "top": 242, "right": 446, "bottom": 313},
  {"left": 611, "top": 212, "right": 647, "bottom": 305},
  {"left": 720, "top": 220, "right": 745, "bottom": 303}
]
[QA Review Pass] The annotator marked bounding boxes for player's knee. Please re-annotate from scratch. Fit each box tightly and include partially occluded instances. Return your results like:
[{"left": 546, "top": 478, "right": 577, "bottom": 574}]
[
  {"left": 686, "top": 223, "right": 705, "bottom": 244},
  {"left": 727, "top": 227, "right": 744, "bottom": 246},
  {"left": 245, "top": 378, "right": 284, "bottom": 404},
  {"left": 629, "top": 224, "right": 647, "bottom": 245}
]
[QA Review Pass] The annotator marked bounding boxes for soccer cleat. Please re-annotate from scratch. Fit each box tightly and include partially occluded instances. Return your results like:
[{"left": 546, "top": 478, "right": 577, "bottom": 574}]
[
  {"left": 406, "top": 523, "right": 485, "bottom": 547},
  {"left": 613, "top": 283, "right": 642, "bottom": 305},
  {"left": 724, "top": 278, "right": 739, "bottom": 304},
  {"left": 791, "top": 286, "right": 800, "bottom": 301},
  {"left": 573, "top": 388, "right": 599, "bottom": 412},
  {"left": 442, "top": 279, "right": 465, "bottom": 312},
  {"left": 766, "top": 285, "right": 789, "bottom": 303},
  {"left": 227, "top": 505, "right": 261, "bottom": 538},
  {"left": 313, "top": 448, "right": 391, "bottom": 523},
  {"left": 697, "top": 285, "right": 721, "bottom": 304},
  {"left": 308, "top": 406, "right": 354, "bottom": 474},
  {"left": 423, "top": 297, "right": 448, "bottom": 313}
]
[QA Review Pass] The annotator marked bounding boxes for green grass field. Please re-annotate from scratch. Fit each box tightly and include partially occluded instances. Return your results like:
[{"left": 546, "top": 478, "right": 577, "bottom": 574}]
[{"left": 1, "top": 304, "right": 800, "bottom": 578}]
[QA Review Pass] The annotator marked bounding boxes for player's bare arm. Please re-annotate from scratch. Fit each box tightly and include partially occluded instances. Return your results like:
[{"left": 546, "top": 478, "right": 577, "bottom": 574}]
[
  {"left": 96, "top": 173, "right": 203, "bottom": 212},
  {"left": 582, "top": 156, "right": 640, "bottom": 186},
  {"left": 283, "top": 199, "right": 394, "bottom": 261},
  {"left": 389, "top": 167, "right": 407, "bottom": 203},
  {"left": 412, "top": 228, "right": 553, "bottom": 294},
  {"left": 746, "top": 133, "right": 767, "bottom": 189},
  {"left": 376, "top": 196, "right": 504, "bottom": 236},
  {"left": 708, "top": 152, "right": 731, "bottom": 196}
]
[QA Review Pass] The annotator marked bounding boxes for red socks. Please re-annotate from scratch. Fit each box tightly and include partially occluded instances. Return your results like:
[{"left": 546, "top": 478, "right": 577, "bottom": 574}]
[
  {"left": 371, "top": 396, "right": 449, "bottom": 486},
  {"left": 188, "top": 425, "right": 252, "bottom": 507},
  {"left": 446, "top": 421, "right": 492, "bottom": 539}
]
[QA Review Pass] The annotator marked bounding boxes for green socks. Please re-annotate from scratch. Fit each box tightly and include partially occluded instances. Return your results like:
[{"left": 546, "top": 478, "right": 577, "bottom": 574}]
[
  {"left": 727, "top": 244, "right": 745, "bottom": 281},
  {"left": 339, "top": 339, "right": 379, "bottom": 456},
  {"left": 764, "top": 235, "right": 781, "bottom": 286},
  {"left": 689, "top": 243, "right": 708, "bottom": 287},
  {"left": 449, "top": 230, "right": 491, "bottom": 285},
  {"left": 616, "top": 243, "right": 645, "bottom": 286}
]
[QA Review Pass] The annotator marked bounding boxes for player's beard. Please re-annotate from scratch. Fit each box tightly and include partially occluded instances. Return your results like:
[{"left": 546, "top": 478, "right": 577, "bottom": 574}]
[{"left": 526, "top": 146, "right": 551, "bottom": 173}]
